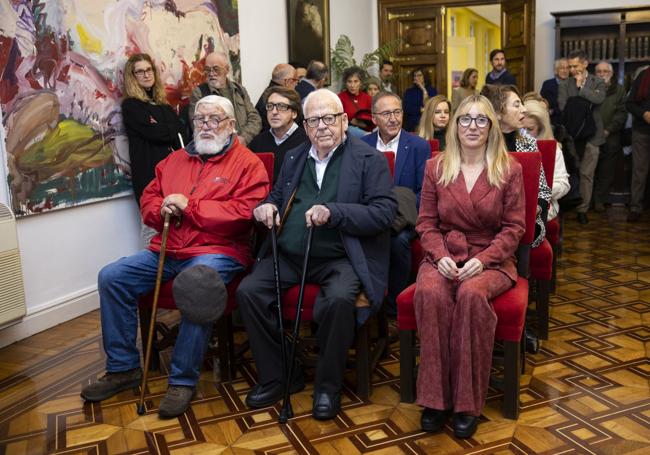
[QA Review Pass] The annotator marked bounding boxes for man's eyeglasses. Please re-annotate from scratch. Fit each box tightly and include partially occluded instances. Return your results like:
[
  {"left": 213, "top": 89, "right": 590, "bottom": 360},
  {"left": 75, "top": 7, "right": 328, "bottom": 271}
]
[
  {"left": 374, "top": 109, "right": 403, "bottom": 120},
  {"left": 133, "top": 67, "right": 154, "bottom": 77},
  {"left": 204, "top": 65, "right": 227, "bottom": 75},
  {"left": 266, "top": 102, "right": 291, "bottom": 112},
  {"left": 192, "top": 115, "right": 228, "bottom": 129},
  {"left": 304, "top": 113, "right": 344, "bottom": 128},
  {"left": 457, "top": 115, "right": 491, "bottom": 129}
]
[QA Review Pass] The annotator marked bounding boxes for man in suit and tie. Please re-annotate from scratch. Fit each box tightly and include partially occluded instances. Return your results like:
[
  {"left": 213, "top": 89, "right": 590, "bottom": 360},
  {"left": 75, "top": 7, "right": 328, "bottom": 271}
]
[
  {"left": 558, "top": 49, "right": 606, "bottom": 224},
  {"left": 362, "top": 91, "right": 430, "bottom": 316},
  {"left": 541, "top": 58, "right": 569, "bottom": 128}
]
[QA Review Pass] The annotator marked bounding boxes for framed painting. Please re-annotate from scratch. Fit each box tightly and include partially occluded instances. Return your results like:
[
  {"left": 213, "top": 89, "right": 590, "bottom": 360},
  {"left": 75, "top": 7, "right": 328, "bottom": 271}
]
[{"left": 287, "top": 0, "right": 330, "bottom": 67}]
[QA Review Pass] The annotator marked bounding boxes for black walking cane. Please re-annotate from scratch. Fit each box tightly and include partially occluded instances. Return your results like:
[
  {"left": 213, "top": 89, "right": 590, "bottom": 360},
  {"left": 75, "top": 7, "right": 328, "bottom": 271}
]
[
  {"left": 270, "top": 217, "right": 290, "bottom": 421},
  {"left": 278, "top": 225, "right": 315, "bottom": 423},
  {"left": 137, "top": 212, "right": 171, "bottom": 415}
]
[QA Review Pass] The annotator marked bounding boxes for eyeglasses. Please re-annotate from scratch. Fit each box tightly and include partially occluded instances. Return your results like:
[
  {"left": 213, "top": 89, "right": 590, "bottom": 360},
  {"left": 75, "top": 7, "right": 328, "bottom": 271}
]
[
  {"left": 266, "top": 102, "right": 291, "bottom": 112},
  {"left": 192, "top": 115, "right": 228, "bottom": 129},
  {"left": 133, "top": 67, "right": 154, "bottom": 77},
  {"left": 374, "top": 109, "right": 403, "bottom": 120},
  {"left": 457, "top": 115, "right": 491, "bottom": 129},
  {"left": 204, "top": 65, "right": 227, "bottom": 75},
  {"left": 304, "top": 113, "right": 344, "bottom": 128}
]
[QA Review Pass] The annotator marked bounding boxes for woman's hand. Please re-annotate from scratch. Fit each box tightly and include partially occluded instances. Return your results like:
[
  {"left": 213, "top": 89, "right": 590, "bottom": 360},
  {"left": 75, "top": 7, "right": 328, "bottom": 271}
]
[
  {"left": 458, "top": 258, "right": 483, "bottom": 282},
  {"left": 437, "top": 257, "right": 458, "bottom": 280}
]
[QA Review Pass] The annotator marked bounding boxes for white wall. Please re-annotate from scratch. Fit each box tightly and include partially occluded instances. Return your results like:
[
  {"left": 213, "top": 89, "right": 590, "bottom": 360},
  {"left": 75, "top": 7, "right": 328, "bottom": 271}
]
[
  {"left": 534, "top": 0, "right": 650, "bottom": 89},
  {"left": 0, "top": 0, "right": 379, "bottom": 347},
  {"left": 240, "top": 0, "right": 378, "bottom": 102}
]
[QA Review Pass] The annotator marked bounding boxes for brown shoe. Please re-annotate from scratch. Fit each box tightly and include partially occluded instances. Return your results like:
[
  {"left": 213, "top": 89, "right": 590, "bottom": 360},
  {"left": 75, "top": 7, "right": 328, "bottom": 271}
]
[
  {"left": 627, "top": 211, "right": 641, "bottom": 222},
  {"left": 158, "top": 385, "right": 195, "bottom": 418},
  {"left": 81, "top": 368, "right": 142, "bottom": 402}
]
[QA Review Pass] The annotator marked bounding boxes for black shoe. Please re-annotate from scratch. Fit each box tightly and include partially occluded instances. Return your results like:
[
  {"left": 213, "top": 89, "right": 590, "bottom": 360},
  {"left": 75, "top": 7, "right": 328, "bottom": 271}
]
[
  {"left": 525, "top": 326, "right": 539, "bottom": 354},
  {"left": 312, "top": 391, "right": 341, "bottom": 420},
  {"left": 245, "top": 371, "right": 305, "bottom": 409},
  {"left": 80, "top": 368, "right": 142, "bottom": 402},
  {"left": 576, "top": 213, "right": 588, "bottom": 224},
  {"left": 627, "top": 211, "right": 641, "bottom": 222},
  {"left": 421, "top": 408, "right": 450, "bottom": 433},
  {"left": 452, "top": 413, "right": 478, "bottom": 439}
]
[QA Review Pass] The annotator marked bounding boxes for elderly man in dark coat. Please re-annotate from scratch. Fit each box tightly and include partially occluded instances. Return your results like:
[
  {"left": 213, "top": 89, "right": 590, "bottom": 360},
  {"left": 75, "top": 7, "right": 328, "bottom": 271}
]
[{"left": 237, "top": 89, "right": 397, "bottom": 420}]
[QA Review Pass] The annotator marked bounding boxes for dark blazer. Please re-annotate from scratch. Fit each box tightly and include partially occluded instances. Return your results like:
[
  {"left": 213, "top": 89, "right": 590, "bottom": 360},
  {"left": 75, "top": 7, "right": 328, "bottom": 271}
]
[
  {"left": 485, "top": 70, "right": 517, "bottom": 86},
  {"left": 558, "top": 73, "right": 606, "bottom": 146},
  {"left": 361, "top": 130, "right": 430, "bottom": 208},
  {"left": 295, "top": 79, "right": 316, "bottom": 100},
  {"left": 540, "top": 77, "right": 561, "bottom": 126},
  {"left": 261, "top": 135, "right": 397, "bottom": 323}
]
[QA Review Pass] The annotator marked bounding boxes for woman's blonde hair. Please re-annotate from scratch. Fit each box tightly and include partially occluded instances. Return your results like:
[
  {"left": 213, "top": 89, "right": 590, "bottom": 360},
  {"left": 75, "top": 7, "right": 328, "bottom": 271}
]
[
  {"left": 523, "top": 99, "right": 553, "bottom": 140},
  {"left": 437, "top": 94, "right": 511, "bottom": 188},
  {"left": 417, "top": 95, "right": 451, "bottom": 140},
  {"left": 123, "top": 54, "right": 167, "bottom": 105}
]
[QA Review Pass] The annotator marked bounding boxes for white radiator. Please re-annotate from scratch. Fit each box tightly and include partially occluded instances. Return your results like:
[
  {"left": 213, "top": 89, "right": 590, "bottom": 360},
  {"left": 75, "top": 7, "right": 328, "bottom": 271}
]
[{"left": 0, "top": 203, "right": 26, "bottom": 324}]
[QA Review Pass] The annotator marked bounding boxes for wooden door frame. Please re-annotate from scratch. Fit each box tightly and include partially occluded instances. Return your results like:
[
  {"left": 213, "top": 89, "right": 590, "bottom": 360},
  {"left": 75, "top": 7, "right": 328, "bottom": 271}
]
[{"left": 378, "top": 0, "right": 535, "bottom": 94}]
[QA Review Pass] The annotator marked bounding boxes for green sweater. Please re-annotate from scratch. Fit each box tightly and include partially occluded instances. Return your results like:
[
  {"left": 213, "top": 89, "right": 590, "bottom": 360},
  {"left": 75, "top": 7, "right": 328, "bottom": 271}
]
[{"left": 278, "top": 148, "right": 346, "bottom": 259}]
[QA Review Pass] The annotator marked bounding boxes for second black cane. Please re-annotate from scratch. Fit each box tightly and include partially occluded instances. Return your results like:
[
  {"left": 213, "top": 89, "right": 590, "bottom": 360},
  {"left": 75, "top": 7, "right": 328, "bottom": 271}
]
[
  {"left": 279, "top": 225, "right": 314, "bottom": 423},
  {"left": 137, "top": 212, "right": 171, "bottom": 415}
]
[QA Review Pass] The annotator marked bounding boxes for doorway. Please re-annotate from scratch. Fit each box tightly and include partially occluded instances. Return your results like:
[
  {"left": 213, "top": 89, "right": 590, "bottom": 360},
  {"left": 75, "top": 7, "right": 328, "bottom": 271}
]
[{"left": 378, "top": 0, "right": 535, "bottom": 97}]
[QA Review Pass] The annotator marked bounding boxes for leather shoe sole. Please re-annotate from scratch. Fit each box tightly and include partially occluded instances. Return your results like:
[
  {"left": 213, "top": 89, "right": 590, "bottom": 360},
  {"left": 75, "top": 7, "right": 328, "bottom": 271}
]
[{"left": 312, "top": 391, "right": 341, "bottom": 420}]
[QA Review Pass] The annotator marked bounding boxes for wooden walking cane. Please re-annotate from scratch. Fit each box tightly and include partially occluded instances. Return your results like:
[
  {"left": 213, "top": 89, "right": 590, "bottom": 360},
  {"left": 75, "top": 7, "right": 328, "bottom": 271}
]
[
  {"left": 137, "top": 212, "right": 172, "bottom": 415},
  {"left": 279, "top": 225, "right": 314, "bottom": 423}
]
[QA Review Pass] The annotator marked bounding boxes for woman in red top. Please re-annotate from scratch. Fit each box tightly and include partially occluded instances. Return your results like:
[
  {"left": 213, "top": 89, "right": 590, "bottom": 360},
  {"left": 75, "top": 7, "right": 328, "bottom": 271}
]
[{"left": 338, "top": 66, "right": 374, "bottom": 133}]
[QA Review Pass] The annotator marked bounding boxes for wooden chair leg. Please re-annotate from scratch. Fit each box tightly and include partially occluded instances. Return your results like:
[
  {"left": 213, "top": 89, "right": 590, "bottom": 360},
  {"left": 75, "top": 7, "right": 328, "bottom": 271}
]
[
  {"left": 503, "top": 339, "right": 521, "bottom": 419},
  {"left": 537, "top": 279, "right": 550, "bottom": 340},
  {"left": 215, "top": 316, "right": 231, "bottom": 382},
  {"left": 550, "top": 244, "right": 558, "bottom": 294},
  {"left": 138, "top": 307, "right": 160, "bottom": 371},
  {"left": 356, "top": 323, "right": 370, "bottom": 400},
  {"left": 399, "top": 329, "right": 416, "bottom": 403},
  {"left": 377, "top": 306, "right": 390, "bottom": 358}
]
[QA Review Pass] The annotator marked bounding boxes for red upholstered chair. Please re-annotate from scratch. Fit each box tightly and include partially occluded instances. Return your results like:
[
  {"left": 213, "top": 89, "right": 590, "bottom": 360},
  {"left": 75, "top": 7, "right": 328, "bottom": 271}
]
[
  {"left": 137, "top": 152, "right": 275, "bottom": 381},
  {"left": 397, "top": 152, "right": 541, "bottom": 419},
  {"left": 530, "top": 139, "right": 556, "bottom": 339},
  {"left": 278, "top": 151, "right": 395, "bottom": 400},
  {"left": 428, "top": 139, "right": 439, "bottom": 153}
]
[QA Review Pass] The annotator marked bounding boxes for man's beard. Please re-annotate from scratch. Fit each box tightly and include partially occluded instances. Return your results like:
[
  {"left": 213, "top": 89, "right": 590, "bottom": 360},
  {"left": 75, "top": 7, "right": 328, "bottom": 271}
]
[
  {"left": 207, "top": 78, "right": 226, "bottom": 91},
  {"left": 194, "top": 131, "right": 230, "bottom": 155}
]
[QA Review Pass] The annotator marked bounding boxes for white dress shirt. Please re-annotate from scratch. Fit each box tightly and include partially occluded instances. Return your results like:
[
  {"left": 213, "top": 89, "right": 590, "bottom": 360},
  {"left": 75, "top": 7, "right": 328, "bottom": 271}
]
[
  {"left": 308, "top": 144, "right": 338, "bottom": 189},
  {"left": 375, "top": 130, "right": 401, "bottom": 157},
  {"left": 271, "top": 122, "right": 299, "bottom": 145}
]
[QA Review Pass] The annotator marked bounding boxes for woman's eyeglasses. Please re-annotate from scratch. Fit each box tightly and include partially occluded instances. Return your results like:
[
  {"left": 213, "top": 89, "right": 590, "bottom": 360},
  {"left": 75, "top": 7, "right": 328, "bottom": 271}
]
[
  {"left": 133, "top": 67, "right": 154, "bottom": 77},
  {"left": 457, "top": 115, "right": 490, "bottom": 128}
]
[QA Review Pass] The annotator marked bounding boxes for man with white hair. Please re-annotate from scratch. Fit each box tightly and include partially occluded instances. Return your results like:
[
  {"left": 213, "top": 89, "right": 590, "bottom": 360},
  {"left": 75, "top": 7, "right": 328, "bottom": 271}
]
[
  {"left": 541, "top": 58, "right": 570, "bottom": 128},
  {"left": 593, "top": 61, "right": 627, "bottom": 212},
  {"left": 189, "top": 52, "right": 261, "bottom": 144},
  {"left": 237, "top": 89, "right": 397, "bottom": 420},
  {"left": 81, "top": 95, "right": 270, "bottom": 418}
]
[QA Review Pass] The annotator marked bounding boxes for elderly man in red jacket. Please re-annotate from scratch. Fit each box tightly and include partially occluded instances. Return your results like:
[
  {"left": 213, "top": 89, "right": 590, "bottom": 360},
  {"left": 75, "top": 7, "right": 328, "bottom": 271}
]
[{"left": 81, "top": 95, "right": 270, "bottom": 418}]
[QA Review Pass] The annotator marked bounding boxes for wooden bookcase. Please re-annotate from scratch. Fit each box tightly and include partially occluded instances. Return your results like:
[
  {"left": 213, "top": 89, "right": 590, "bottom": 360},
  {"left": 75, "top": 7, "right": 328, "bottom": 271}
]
[{"left": 552, "top": 6, "right": 650, "bottom": 89}]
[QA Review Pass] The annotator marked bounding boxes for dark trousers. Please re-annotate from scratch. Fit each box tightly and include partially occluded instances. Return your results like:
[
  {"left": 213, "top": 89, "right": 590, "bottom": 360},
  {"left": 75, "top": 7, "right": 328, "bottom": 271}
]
[
  {"left": 237, "top": 254, "right": 360, "bottom": 394},
  {"left": 386, "top": 227, "right": 415, "bottom": 316},
  {"left": 594, "top": 133, "right": 622, "bottom": 206}
]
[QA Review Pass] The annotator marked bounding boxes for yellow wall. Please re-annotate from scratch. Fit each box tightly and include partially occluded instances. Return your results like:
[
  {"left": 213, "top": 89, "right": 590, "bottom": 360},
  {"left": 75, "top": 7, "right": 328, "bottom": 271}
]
[{"left": 446, "top": 8, "right": 501, "bottom": 98}]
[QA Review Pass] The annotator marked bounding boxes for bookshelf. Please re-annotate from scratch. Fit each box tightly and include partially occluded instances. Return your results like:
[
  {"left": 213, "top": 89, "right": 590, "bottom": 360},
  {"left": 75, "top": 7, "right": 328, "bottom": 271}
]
[{"left": 552, "top": 7, "right": 650, "bottom": 89}]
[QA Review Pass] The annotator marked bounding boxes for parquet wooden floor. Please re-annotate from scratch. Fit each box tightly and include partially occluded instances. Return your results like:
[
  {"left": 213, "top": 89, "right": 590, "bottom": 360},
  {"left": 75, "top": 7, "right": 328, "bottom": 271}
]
[{"left": 1, "top": 207, "right": 649, "bottom": 454}]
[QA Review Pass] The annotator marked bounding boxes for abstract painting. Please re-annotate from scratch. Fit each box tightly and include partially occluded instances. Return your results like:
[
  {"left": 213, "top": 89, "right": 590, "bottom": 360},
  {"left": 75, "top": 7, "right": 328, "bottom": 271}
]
[{"left": 0, "top": 0, "right": 240, "bottom": 216}]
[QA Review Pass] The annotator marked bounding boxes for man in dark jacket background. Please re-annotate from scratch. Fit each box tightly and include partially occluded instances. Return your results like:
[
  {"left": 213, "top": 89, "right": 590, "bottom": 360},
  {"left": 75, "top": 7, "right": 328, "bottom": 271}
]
[
  {"left": 592, "top": 61, "right": 627, "bottom": 212},
  {"left": 238, "top": 89, "right": 397, "bottom": 420},
  {"left": 626, "top": 66, "right": 650, "bottom": 222}
]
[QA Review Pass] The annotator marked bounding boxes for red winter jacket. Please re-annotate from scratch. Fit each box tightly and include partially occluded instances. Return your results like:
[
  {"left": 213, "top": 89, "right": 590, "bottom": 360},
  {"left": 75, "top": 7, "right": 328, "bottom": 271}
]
[{"left": 140, "top": 136, "right": 270, "bottom": 266}]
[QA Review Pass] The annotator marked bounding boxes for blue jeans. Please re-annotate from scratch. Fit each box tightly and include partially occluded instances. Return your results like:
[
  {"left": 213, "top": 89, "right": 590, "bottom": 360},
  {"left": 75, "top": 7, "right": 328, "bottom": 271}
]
[{"left": 98, "top": 250, "right": 243, "bottom": 387}]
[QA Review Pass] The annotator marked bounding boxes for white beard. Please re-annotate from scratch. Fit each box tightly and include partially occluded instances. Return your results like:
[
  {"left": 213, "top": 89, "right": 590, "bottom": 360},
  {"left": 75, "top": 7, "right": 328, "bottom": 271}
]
[{"left": 194, "top": 132, "right": 230, "bottom": 155}]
